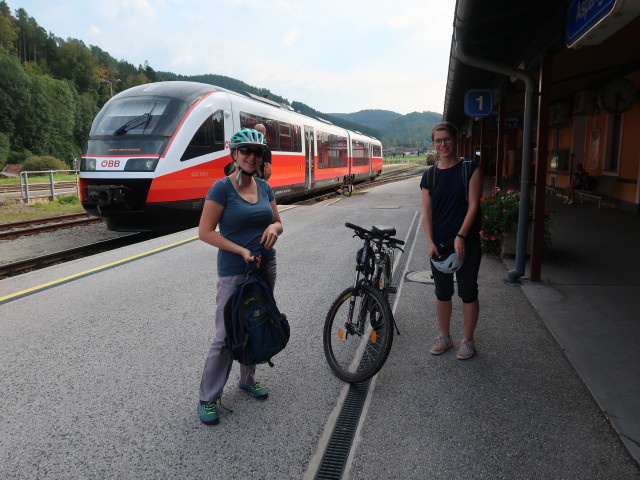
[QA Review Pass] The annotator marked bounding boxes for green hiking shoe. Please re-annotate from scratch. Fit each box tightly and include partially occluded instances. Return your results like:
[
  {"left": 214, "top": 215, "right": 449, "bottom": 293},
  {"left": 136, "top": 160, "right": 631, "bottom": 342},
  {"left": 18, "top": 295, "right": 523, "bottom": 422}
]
[
  {"left": 239, "top": 382, "right": 269, "bottom": 400},
  {"left": 198, "top": 400, "right": 219, "bottom": 425}
]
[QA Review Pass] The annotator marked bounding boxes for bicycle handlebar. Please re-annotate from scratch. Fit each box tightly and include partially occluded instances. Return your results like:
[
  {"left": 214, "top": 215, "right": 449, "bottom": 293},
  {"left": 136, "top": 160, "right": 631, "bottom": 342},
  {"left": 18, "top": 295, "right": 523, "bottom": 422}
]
[{"left": 344, "top": 222, "right": 405, "bottom": 246}]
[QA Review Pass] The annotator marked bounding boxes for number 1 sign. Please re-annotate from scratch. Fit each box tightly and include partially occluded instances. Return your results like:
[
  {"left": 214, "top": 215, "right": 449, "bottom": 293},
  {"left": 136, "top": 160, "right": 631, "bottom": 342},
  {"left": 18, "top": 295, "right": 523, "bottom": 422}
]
[{"left": 464, "top": 89, "right": 493, "bottom": 117}]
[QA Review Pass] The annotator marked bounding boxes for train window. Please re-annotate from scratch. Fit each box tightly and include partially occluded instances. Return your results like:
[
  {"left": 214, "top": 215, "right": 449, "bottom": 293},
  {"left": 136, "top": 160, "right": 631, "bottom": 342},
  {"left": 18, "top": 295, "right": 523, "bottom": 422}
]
[
  {"left": 212, "top": 110, "right": 225, "bottom": 143},
  {"left": 373, "top": 144, "right": 382, "bottom": 157},
  {"left": 279, "top": 123, "right": 292, "bottom": 151},
  {"left": 263, "top": 121, "right": 277, "bottom": 149},
  {"left": 181, "top": 110, "right": 225, "bottom": 161},
  {"left": 240, "top": 112, "right": 258, "bottom": 130},
  {"left": 317, "top": 130, "right": 348, "bottom": 169},
  {"left": 240, "top": 113, "right": 278, "bottom": 150},
  {"left": 239, "top": 112, "right": 301, "bottom": 153},
  {"left": 352, "top": 140, "right": 370, "bottom": 167},
  {"left": 291, "top": 125, "right": 302, "bottom": 152}
]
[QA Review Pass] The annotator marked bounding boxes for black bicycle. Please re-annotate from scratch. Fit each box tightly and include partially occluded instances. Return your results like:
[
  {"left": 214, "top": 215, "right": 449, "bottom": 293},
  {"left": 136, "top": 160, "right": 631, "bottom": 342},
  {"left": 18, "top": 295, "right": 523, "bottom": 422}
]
[{"left": 323, "top": 222, "right": 404, "bottom": 383}]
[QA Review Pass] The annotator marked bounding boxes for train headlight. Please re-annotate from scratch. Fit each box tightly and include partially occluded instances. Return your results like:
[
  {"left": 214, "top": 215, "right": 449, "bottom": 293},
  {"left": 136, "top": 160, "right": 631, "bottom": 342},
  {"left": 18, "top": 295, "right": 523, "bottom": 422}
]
[
  {"left": 80, "top": 158, "right": 96, "bottom": 171},
  {"left": 125, "top": 158, "right": 159, "bottom": 171}
]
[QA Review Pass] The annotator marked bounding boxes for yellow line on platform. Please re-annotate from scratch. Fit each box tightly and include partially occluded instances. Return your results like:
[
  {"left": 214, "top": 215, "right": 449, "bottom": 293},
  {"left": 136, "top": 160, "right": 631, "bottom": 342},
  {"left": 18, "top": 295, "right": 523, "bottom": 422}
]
[
  {"left": 1, "top": 204, "right": 298, "bottom": 305},
  {"left": 0, "top": 236, "right": 198, "bottom": 304},
  {"left": 324, "top": 197, "right": 342, "bottom": 206}
]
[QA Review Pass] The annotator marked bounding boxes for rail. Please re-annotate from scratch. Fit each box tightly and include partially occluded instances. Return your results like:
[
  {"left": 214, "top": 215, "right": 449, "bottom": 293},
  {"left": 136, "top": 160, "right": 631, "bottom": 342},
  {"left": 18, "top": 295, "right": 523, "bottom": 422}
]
[{"left": 0, "top": 213, "right": 101, "bottom": 240}]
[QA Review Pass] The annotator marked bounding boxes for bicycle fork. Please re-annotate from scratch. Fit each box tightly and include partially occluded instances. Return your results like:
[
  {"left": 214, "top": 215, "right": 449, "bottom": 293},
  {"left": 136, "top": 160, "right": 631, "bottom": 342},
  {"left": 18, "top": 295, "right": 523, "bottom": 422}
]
[{"left": 342, "top": 239, "right": 372, "bottom": 338}]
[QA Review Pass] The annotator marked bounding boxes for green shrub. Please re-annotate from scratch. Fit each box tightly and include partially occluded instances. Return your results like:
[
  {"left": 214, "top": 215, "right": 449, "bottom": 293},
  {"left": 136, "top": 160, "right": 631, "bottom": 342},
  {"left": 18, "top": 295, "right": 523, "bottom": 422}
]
[
  {"left": 0, "top": 132, "right": 9, "bottom": 167},
  {"left": 7, "top": 149, "right": 33, "bottom": 164},
  {"left": 55, "top": 194, "right": 79, "bottom": 205},
  {"left": 22, "top": 155, "right": 68, "bottom": 172}
]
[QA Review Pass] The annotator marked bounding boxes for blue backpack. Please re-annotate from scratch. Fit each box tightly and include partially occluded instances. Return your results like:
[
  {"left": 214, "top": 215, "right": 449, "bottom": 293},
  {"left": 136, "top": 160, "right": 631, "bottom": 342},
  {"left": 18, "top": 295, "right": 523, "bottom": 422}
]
[{"left": 223, "top": 259, "right": 290, "bottom": 367}]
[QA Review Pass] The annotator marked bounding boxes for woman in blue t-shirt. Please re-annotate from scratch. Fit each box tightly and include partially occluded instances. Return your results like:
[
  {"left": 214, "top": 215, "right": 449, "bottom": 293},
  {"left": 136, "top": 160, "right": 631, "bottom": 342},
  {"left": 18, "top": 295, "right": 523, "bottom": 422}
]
[
  {"left": 197, "top": 128, "right": 283, "bottom": 425},
  {"left": 420, "top": 122, "right": 482, "bottom": 361}
]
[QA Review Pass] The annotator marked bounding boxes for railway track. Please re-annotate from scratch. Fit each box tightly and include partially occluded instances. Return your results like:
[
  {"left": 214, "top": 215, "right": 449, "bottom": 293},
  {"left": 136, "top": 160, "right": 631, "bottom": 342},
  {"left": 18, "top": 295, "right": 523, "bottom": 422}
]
[
  {"left": 0, "top": 233, "right": 160, "bottom": 279},
  {"left": 0, "top": 213, "right": 102, "bottom": 240}
]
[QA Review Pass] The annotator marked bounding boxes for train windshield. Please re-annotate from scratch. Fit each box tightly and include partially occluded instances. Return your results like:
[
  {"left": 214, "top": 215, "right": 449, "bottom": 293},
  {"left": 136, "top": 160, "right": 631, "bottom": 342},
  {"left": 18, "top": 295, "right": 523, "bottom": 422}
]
[
  {"left": 89, "top": 96, "right": 188, "bottom": 137},
  {"left": 86, "top": 95, "right": 191, "bottom": 156}
]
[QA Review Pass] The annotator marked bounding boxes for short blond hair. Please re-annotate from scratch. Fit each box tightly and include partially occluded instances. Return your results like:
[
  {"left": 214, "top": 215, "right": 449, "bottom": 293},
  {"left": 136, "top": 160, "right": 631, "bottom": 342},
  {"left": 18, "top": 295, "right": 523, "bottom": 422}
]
[{"left": 431, "top": 121, "right": 459, "bottom": 142}]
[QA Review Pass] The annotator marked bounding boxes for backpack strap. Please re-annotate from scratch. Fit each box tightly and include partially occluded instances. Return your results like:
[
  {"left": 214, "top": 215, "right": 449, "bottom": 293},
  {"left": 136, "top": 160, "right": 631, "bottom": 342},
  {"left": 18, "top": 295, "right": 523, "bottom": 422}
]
[
  {"left": 428, "top": 157, "right": 474, "bottom": 201},
  {"left": 427, "top": 164, "right": 436, "bottom": 195},
  {"left": 461, "top": 158, "right": 472, "bottom": 203}
]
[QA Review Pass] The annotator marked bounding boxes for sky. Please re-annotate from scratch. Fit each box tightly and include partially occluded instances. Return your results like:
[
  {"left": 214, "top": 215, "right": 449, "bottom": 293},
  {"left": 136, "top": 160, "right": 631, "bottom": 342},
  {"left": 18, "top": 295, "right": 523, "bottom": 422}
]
[{"left": 7, "top": 0, "right": 456, "bottom": 115}]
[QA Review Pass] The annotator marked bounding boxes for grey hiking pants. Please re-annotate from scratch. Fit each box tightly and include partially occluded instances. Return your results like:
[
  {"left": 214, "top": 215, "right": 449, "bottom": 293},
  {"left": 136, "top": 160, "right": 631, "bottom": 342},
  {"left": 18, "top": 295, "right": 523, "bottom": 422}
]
[{"left": 199, "top": 256, "right": 276, "bottom": 402}]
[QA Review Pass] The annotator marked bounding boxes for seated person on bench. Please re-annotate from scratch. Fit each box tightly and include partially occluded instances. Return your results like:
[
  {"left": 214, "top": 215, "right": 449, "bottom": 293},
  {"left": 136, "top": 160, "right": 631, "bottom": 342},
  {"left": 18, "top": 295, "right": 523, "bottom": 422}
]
[{"left": 565, "top": 163, "right": 590, "bottom": 205}]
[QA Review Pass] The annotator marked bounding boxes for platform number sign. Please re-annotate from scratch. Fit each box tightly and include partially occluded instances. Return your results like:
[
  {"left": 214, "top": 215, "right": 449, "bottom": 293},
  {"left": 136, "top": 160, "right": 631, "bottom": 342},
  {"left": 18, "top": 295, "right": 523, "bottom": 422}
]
[{"left": 464, "top": 89, "right": 493, "bottom": 117}]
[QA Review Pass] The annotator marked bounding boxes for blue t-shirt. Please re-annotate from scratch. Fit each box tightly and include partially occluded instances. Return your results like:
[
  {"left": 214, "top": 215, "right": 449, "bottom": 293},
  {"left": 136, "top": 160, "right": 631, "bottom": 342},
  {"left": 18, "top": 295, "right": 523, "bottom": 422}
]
[
  {"left": 205, "top": 176, "right": 276, "bottom": 276},
  {"left": 420, "top": 160, "right": 480, "bottom": 246}
]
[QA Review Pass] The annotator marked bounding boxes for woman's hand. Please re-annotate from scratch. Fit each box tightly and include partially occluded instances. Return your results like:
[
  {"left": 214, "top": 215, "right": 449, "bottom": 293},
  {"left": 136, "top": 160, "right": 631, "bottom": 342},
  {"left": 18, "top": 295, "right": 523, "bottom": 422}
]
[
  {"left": 454, "top": 235, "right": 466, "bottom": 260},
  {"left": 427, "top": 241, "right": 439, "bottom": 260},
  {"left": 261, "top": 223, "right": 281, "bottom": 250},
  {"left": 240, "top": 248, "right": 262, "bottom": 268}
]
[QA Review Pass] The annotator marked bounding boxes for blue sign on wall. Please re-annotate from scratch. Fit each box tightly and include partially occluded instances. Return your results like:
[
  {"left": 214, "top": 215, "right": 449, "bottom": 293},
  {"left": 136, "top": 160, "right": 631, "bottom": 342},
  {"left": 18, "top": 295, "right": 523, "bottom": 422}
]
[
  {"left": 464, "top": 89, "right": 492, "bottom": 117},
  {"left": 489, "top": 114, "right": 524, "bottom": 129},
  {"left": 566, "top": 0, "right": 615, "bottom": 46}
]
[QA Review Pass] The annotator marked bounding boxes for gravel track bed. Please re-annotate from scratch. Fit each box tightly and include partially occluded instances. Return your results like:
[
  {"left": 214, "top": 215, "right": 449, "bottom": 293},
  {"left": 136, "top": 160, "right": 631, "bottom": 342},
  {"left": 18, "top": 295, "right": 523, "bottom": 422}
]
[{"left": 0, "top": 222, "right": 132, "bottom": 266}]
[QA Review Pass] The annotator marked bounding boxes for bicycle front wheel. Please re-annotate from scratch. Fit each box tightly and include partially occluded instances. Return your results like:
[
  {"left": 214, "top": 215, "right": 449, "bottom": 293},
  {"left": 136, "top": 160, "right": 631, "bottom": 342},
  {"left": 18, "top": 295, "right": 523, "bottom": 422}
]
[{"left": 323, "top": 284, "right": 394, "bottom": 383}]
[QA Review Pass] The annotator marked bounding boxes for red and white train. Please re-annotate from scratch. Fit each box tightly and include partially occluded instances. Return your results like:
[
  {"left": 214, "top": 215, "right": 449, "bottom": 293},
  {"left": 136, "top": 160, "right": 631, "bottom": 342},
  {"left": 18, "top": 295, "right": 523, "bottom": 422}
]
[{"left": 79, "top": 81, "right": 383, "bottom": 231}]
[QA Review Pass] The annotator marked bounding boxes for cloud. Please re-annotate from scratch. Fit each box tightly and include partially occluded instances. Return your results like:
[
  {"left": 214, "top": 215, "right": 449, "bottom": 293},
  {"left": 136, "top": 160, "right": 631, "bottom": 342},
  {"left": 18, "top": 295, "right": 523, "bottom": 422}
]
[{"left": 282, "top": 29, "right": 302, "bottom": 47}]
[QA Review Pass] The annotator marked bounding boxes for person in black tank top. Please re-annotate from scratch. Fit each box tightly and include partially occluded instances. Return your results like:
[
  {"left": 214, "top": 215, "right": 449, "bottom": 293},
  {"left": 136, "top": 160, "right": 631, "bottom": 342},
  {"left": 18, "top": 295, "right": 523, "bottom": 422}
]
[{"left": 420, "top": 121, "right": 483, "bottom": 360}]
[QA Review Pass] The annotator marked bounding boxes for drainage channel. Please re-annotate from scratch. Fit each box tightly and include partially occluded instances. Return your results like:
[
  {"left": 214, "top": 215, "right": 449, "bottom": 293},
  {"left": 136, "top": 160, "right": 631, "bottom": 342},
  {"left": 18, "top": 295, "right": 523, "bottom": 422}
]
[{"left": 314, "top": 214, "right": 419, "bottom": 480}]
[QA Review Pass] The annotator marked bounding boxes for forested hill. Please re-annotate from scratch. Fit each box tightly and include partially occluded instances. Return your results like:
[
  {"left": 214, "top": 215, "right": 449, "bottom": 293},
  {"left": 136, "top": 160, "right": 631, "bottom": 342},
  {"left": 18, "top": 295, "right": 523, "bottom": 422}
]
[
  {"left": 332, "top": 110, "right": 443, "bottom": 148},
  {"left": 330, "top": 110, "right": 402, "bottom": 129}
]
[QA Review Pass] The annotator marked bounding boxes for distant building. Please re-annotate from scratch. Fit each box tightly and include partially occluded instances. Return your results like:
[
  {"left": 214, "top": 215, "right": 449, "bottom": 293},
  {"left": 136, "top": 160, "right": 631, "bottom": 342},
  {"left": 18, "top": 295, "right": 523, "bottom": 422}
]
[{"left": 0, "top": 164, "right": 22, "bottom": 178}]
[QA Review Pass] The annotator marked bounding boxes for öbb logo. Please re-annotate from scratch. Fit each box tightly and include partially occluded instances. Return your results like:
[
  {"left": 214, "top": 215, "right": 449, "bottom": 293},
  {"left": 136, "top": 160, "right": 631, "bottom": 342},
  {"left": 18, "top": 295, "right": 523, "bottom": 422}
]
[{"left": 101, "top": 160, "right": 121, "bottom": 168}]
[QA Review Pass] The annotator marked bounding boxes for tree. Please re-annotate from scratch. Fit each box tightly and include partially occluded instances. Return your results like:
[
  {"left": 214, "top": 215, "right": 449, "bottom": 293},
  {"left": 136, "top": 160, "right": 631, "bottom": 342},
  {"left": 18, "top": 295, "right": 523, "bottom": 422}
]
[
  {"left": 74, "top": 92, "right": 97, "bottom": 152},
  {"left": 142, "top": 60, "right": 159, "bottom": 82},
  {"left": 0, "top": 48, "right": 30, "bottom": 147},
  {"left": 51, "top": 39, "right": 99, "bottom": 94},
  {"left": 0, "top": 2, "right": 17, "bottom": 54},
  {"left": 121, "top": 72, "right": 150, "bottom": 90},
  {"left": 0, "top": 131, "right": 9, "bottom": 167}
]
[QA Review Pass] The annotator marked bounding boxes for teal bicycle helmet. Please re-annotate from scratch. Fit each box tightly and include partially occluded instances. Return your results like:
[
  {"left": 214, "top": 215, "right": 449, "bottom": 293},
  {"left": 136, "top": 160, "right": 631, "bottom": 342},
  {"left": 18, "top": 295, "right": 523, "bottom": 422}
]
[
  {"left": 229, "top": 128, "right": 266, "bottom": 186},
  {"left": 230, "top": 128, "right": 266, "bottom": 149}
]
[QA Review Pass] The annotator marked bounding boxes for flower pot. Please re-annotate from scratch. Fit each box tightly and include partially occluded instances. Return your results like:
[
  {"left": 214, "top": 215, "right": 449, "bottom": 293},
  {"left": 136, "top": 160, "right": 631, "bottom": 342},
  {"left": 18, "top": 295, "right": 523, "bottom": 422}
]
[{"left": 500, "top": 223, "right": 532, "bottom": 258}]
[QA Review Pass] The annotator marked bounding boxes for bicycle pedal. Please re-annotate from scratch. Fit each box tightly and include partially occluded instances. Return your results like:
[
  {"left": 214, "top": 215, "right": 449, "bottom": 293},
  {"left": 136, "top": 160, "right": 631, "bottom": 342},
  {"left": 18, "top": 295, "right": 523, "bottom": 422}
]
[{"left": 384, "top": 286, "right": 397, "bottom": 295}]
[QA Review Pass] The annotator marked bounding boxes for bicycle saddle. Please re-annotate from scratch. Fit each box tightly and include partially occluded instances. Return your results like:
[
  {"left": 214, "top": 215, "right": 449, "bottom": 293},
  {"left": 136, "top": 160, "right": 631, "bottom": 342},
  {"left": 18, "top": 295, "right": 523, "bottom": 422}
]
[{"left": 371, "top": 225, "right": 396, "bottom": 237}]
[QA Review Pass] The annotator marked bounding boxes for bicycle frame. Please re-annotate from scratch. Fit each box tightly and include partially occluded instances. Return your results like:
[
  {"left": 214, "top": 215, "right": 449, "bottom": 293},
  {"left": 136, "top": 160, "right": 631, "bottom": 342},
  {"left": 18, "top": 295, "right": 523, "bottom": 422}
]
[{"left": 344, "top": 224, "right": 404, "bottom": 335}]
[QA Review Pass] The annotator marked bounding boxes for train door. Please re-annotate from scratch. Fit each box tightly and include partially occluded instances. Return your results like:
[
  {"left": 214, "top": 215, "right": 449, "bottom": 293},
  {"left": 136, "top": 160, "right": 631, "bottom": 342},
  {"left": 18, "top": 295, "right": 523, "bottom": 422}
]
[{"left": 304, "top": 126, "right": 315, "bottom": 188}]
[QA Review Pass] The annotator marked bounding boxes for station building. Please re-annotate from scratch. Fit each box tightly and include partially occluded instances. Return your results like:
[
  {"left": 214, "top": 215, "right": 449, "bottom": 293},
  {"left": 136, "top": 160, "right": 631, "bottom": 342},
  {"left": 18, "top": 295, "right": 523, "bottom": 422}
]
[{"left": 443, "top": 0, "right": 640, "bottom": 280}]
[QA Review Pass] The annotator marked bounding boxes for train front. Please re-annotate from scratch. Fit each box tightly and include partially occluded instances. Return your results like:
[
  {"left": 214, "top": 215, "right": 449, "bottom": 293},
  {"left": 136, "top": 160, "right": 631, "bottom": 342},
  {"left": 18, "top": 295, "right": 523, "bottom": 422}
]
[{"left": 79, "top": 82, "right": 216, "bottom": 231}]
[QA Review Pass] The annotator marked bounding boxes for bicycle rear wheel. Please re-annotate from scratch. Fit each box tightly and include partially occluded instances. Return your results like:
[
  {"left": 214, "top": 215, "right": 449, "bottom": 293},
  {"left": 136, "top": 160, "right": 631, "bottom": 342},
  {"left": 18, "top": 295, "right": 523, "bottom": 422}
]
[{"left": 323, "top": 284, "right": 394, "bottom": 383}]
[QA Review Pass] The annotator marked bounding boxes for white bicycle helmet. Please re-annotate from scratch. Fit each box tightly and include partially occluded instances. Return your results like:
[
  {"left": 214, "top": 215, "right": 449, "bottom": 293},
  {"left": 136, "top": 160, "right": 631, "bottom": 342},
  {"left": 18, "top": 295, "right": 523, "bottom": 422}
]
[{"left": 430, "top": 239, "right": 463, "bottom": 274}]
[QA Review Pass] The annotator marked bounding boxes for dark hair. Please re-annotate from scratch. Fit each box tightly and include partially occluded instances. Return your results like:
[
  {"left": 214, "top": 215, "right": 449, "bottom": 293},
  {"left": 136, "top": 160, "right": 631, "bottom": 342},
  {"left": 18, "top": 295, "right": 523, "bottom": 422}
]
[{"left": 431, "top": 121, "right": 459, "bottom": 141}]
